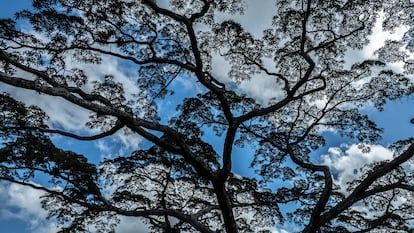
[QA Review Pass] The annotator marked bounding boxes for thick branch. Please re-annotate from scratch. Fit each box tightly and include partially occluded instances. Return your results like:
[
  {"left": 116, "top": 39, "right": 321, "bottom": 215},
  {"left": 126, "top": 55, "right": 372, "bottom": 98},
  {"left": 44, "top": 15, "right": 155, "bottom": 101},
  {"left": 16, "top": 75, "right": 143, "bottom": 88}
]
[
  {"left": 190, "top": 0, "right": 211, "bottom": 21},
  {"left": 362, "top": 182, "right": 414, "bottom": 197},
  {"left": 219, "top": 125, "right": 237, "bottom": 180},
  {"left": 0, "top": 71, "right": 215, "bottom": 181}
]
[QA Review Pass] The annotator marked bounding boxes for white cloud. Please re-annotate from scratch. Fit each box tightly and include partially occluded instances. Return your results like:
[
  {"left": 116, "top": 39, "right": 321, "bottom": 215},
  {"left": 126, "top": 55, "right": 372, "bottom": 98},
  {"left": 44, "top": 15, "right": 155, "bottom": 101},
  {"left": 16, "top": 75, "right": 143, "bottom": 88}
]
[
  {"left": 0, "top": 182, "right": 151, "bottom": 233},
  {"left": 95, "top": 140, "right": 114, "bottom": 155},
  {"left": 210, "top": 43, "right": 284, "bottom": 105},
  {"left": 116, "top": 216, "right": 150, "bottom": 233},
  {"left": 363, "top": 13, "right": 408, "bottom": 59},
  {"left": 1, "top": 82, "right": 92, "bottom": 131},
  {"left": 0, "top": 183, "right": 46, "bottom": 219},
  {"left": 238, "top": 75, "right": 283, "bottom": 104},
  {"left": 271, "top": 229, "right": 289, "bottom": 233},
  {"left": 114, "top": 129, "right": 144, "bottom": 152},
  {"left": 344, "top": 12, "right": 408, "bottom": 70},
  {"left": 322, "top": 144, "right": 394, "bottom": 192},
  {"left": 0, "top": 182, "right": 59, "bottom": 233}
]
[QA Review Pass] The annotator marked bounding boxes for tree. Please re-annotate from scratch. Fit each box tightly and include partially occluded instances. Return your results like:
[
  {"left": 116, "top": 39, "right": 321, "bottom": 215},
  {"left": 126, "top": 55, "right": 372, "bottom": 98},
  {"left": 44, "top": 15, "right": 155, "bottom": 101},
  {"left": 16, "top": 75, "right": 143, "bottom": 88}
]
[{"left": 0, "top": 0, "right": 413, "bottom": 232}]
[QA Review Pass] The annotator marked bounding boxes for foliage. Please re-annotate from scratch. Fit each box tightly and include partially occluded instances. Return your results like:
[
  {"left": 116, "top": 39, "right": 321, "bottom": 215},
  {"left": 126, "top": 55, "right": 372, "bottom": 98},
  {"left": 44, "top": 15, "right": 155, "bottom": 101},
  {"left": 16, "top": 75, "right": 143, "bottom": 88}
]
[{"left": 0, "top": 0, "right": 414, "bottom": 232}]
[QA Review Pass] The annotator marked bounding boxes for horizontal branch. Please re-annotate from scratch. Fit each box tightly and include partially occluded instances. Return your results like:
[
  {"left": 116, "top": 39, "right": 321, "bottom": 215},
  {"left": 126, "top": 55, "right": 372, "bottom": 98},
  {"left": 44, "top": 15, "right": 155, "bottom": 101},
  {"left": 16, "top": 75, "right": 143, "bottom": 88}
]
[
  {"left": 0, "top": 176, "right": 215, "bottom": 233},
  {"left": 1, "top": 120, "right": 124, "bottom": 141},
  {"left": 0, "top": 71, "right": 215, "bottom": 181}
]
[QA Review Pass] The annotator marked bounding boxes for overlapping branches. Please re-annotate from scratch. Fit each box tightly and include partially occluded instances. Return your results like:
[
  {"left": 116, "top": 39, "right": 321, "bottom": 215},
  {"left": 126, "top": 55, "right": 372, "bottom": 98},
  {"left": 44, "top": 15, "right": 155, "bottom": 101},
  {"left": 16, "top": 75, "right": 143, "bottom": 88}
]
[{"left": 0, "top": 0, "right": 414, "bottom": 232}]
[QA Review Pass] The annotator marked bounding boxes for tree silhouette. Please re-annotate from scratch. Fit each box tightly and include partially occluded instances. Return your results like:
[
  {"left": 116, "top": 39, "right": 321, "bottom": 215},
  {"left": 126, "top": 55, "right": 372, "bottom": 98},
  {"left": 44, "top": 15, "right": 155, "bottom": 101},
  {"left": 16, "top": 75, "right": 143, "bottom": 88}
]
[{"left": 0, "top": 0, "right": 413, "bottom": 232}]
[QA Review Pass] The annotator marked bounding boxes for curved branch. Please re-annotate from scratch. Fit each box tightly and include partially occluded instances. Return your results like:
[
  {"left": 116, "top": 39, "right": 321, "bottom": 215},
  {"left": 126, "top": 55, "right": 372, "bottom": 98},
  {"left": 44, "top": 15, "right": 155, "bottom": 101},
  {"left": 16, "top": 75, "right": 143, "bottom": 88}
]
[
  {"left": 236, "top": 51, "right": 321, "bottom": 123},
  {"left": 1, "top": 120, "right": 124, "bottom": 141},
  {"left": 190, "top": 0, "right": 211, "bottom": 21},
  {"left": 286, "top": 146, "right": 332, "bottom": 233},
  {"left": 142, "top": 0, "right": 187, "bottom": 22},
  {"left": 236, "top": 73, "right": 325, "bottom": 123}
]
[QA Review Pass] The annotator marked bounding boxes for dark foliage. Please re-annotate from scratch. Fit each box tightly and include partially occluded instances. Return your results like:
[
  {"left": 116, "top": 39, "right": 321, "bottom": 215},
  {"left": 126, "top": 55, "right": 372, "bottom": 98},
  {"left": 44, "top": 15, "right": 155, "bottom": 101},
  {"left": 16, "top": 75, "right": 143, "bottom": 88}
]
[{"left": 1, "top": 0, "right": 414, "bottom": 232}]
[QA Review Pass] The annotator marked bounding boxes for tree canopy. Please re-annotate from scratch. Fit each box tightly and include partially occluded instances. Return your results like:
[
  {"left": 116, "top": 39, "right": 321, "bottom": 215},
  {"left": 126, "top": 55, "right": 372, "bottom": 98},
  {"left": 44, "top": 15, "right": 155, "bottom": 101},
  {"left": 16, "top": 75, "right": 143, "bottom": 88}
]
[{"left": 0, "top": 0, "right": 414, "bottom": 232}]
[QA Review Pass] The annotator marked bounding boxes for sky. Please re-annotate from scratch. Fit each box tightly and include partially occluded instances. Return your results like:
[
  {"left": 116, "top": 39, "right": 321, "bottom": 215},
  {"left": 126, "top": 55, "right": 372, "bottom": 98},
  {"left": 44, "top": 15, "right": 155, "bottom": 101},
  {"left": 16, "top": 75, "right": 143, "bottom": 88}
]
[{"left": 0, "top": 1, "right": 413, "bottom": 233}]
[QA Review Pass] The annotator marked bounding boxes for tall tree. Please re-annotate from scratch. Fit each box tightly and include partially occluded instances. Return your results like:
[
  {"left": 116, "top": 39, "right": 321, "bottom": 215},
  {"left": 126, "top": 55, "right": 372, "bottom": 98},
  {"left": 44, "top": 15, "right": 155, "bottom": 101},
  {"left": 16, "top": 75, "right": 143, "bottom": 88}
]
[{"left": 0, "top": 0, "right": 413, "bottom": 232}]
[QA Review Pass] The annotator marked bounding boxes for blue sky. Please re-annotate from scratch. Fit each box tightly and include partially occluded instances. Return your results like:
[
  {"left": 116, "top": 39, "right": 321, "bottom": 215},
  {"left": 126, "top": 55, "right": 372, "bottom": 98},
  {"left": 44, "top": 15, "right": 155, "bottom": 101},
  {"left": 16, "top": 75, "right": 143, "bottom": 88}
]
[
  {"left": 0, "top": 0, "right": 31, "bottom": 18},
  {"left": 0, "top": 1, "right": 413, "bottom": 233}
]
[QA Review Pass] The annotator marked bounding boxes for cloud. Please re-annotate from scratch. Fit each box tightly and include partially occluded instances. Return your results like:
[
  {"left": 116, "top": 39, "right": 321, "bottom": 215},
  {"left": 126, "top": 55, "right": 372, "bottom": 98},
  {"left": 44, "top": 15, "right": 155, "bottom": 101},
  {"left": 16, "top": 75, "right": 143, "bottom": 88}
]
[
  {"left": 0, "top": 182, "right": 151, "bottom": 233},
  {"left": 95, "top": 139, "right": 114, "bottom": 156},
  {"left": 116, "top": 216, "right": 150, "bottom": 233},
  {"left": 210, "top": 41, "right": 284, "bottom": 105},
  {"left": 322, "top": 144, "right": 394, "bottom": 192},
  {"left": 0, "top": 182, "right": 59, "bottom": 233},
  {"left": 113, "top": 129, "right": 144, "bottom": 152},
  {"left": 1, "top": 50, "right": 145, "bottom": 154},
  {"left": 1, "top": 82, "right": 92, "bottom": 131},
  {"left": 215, "top": 0, "right": 276, "bottom": 36},
  {"left": 238, "top": 75, "right": 283, "bottom": 104},
  {"left": 344, "top": 12, "right": 408, "bottom": 71}
]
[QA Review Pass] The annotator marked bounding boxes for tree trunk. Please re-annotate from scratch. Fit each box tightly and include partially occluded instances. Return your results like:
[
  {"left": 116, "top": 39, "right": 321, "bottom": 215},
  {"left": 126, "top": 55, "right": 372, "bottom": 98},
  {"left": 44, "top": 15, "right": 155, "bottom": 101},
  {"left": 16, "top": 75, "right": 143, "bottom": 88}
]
[{"left": 213, "top": 182, "right": 238, "bottom": 233}]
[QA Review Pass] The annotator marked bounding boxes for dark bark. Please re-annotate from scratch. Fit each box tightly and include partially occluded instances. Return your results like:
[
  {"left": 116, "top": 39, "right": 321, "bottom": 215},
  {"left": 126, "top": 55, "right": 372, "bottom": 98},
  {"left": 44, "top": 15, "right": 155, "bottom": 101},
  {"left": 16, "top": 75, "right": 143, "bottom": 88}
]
[{"left": 213, "top": 181, "right": 239, "bottom": 233}]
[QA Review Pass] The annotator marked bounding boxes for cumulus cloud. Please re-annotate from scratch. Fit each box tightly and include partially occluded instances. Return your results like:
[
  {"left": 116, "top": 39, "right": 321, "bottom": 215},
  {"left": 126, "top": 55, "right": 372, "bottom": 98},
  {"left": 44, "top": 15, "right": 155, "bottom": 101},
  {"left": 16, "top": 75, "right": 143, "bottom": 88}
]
[
  {"left": 0, "top": 182, "right": 59, "bottom": 233},
  {"left": 322, "top": 144, "right": 394, "bottom": 192},
  {"left": 238, "top": 75, "right": 283, "bottom": 104}
]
